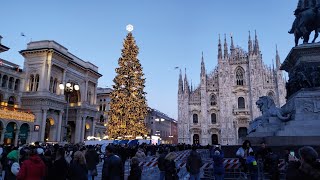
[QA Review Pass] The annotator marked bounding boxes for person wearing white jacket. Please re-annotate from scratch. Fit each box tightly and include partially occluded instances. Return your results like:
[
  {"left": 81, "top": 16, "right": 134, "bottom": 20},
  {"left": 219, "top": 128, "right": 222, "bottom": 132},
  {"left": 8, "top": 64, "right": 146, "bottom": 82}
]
[{"left": 236, "top": 140, "right": 254, "bottom": 172}]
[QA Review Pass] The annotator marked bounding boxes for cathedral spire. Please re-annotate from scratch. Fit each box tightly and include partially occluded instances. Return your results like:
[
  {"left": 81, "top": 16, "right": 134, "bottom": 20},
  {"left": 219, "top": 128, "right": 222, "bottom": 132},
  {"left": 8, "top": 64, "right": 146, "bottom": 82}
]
[
  {"left": 184, "top": 68, "right": 190, "bottom": 94},
  {"left": 178, "top": 69, "right": 183, "bottom": 94},
  {"left": 248, "top": 31, "right": 253, "bottom": 54},
  {"left": 201, "top": 51, "right": 206, "bottom": 77},
  {"left": 254, "top": 30, "right": 260, "bottom": 55},
  {"left": 224, "top": 34, "right": 228, "bottom": 59},
  {"left": 230, "top": 33, "right": 235, "bottom": 57},
  {"left": 276, "top": 45, "right": 281, "bottom": 70},
  {"left": 218, "top": 34, "right": 222, "bottom": 60}
]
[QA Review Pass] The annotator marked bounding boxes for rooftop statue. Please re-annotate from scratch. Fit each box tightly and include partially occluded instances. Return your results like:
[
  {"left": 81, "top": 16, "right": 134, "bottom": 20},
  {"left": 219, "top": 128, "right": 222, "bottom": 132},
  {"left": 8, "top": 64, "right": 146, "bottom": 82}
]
[
  {"left": 248, "top": 96, "right": 291, "bottom": 133},
  {"left": 289, "top": 0, "right": 320, "bottom": 46}
]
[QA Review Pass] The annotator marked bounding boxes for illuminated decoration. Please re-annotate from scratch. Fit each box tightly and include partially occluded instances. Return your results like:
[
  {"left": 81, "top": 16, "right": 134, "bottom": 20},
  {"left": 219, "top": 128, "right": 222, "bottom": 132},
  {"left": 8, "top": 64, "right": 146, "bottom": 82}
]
[
  {"left": 34, "top": 125, "right": 40, "bottom": 131},
  {"left": 85, "top": 123, "right": 90, "bottom": 130},
  {"left": 107, "top": 31, "right": 148, "bottom": 139},
  {"left": 126, "top": 24, "right": 134, "bottom": 32},
  {"left": 49, "top": 118, "right": 55, "bottom": 126},
  {"left": 0, "top": 107, "right": 35, "bottom": 122}
]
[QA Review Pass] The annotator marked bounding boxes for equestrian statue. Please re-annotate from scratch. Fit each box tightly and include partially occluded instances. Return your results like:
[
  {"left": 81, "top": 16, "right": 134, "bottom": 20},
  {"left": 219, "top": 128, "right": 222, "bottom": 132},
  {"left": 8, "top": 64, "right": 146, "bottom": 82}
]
[{"left": 289, "top": 0, "right": 320, "bottom": 46}]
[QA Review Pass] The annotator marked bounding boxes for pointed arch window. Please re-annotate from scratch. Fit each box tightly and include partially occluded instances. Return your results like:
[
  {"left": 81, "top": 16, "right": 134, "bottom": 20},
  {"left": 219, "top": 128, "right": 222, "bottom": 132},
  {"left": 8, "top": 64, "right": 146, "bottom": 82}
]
[
  {"left": 103, "top": 104, "right": 106, "bottom": 111},
  {"left": 236, "top": 67, "right": 245, "bottom": 86},
  {"left": 210, "top": 94, "right": 217, "bottom": 106},
  {"left": 211, "top": 113, "right": 217, "bottom": 124},
  {"left": 193, "top": 114, "right": 198, "bottom": 124},
  {"left": 29, "top": 75, "right": 34, "bottom": 91},
  {"left": 267, "top": 91, "right": 275, "bottom": 102},
  {"left": 35, "top": 74, "right": 40, "bottom": 91},
  {"left": 238, "top": 97, "right": 245, "bottom": 109}
]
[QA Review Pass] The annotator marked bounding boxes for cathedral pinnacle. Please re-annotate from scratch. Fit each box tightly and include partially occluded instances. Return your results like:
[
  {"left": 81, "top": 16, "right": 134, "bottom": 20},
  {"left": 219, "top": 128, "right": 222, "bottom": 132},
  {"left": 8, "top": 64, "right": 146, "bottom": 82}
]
[
  {"left": 184, "top": 68, "right": 190, "bottom": 94},
  {"left": 201, "top": 52, "right": 206, "bottom": 77},
  {"left": 230, "top": 33, "right": 235, "bottom": 51},
  {"left": 224, "top": 34, "right": 228, "bottom": 59},
  {"left": 276, "top": 45, "right": 281, "bottom": 69},
  {"left": 254, "top": 30, "right": 260, "bottom": 55},
  {"left": 178, "top": 69, "right": 183, "bottom": 94},
  {"left": 248, "top": 31, "right": 253, "bottom": 54},
  {"left": 218, "top": 34, "right": 222, "bottom": 60}
]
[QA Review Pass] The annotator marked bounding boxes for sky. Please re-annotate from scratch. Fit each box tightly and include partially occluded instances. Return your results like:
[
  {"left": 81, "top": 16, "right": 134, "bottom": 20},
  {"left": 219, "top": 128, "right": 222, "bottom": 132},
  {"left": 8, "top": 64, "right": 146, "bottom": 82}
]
[{"left": 1, "top": 0, "right": 297, "bottom": 119}]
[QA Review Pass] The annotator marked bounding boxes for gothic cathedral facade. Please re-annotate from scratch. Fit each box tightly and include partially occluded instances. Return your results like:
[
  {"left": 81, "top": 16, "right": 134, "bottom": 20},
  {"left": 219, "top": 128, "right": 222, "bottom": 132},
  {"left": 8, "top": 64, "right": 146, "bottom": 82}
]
[{"left": 177, "top": 32, "right": 286, "bottom": 145}]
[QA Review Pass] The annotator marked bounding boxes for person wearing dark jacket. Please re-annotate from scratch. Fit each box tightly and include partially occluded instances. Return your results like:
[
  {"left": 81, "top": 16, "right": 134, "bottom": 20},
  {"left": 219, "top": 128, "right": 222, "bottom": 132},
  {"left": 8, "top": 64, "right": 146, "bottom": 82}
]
[
  {"left": 51, "top": 147, "right": 68, "bottom": 180},
  {"left": 186, "top": 146, "right": 203, "bottom": 180},
  {"left": 265, "top": 149, "right": 280, "bottom": 180},
  {"left": 157, "top": 148, "right": 167, "bottom": 180},
  {"left": 128, "top": 157, "right": 142, "bottom": 180},
  {"left": 102, "top": 145, "right": 124, "bottom": 180},
  {"left": 69, "top": 151, "right": 88, "bottom": 180},
  {"left": 286, "top": 146, "right": 320, "bottom": 180},
  {"left": 85, "top": 145, "right": 99, "bottom": 180},
  {"left": 164, "top": 152, "right": 179, "bottom": 180},
  {"left": 17, "top": 148, "right": 46, "bottom": 180},
  {"left": 212, "top": 147, "right": 225, "bottom": 180}
]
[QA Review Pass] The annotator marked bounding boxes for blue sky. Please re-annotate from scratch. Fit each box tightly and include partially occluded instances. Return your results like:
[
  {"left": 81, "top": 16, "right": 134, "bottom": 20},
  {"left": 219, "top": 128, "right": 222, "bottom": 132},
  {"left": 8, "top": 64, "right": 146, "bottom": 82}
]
[{"left": 1, "top": 0, "right": 296, "bottom": 119}]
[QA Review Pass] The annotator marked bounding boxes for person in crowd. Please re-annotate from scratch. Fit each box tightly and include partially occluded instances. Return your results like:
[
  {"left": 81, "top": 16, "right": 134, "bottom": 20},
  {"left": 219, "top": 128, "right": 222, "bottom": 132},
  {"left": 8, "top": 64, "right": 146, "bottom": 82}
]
[
  {"left": 283, "top": 148, "right": 291, "bottom": 165},
  {"left": 212, "top": 146, "right": 225, "bottom": 180},
  {"left": 43, "top": 149, "right": 53, "bottom": 180},
  {"left": 51, "top": 147, "right": 68, "bottom": 180},
  {"left": 128, "top": 157, "right": 142, "bottom": 180},
  {"left": 186, "top": 146, "right": 203, "bottom": 180},
  {"left": 157, "top": 147, "right": 168, "bottom": 180},
  {"left": 265, "top": 149, "right": 280, "bottom": 180},
  {"left": 4, "top": 147, "right": 20, "bottom": 180},
  {"left": 236, "top": 140, "right": 253, "bottom": 172},
  {"left": 17, "top": 147, "right": 46, "bottom": 180},
  {"left": 102, "top": 145, "right": 124, "bottom": 180},
  {"left": 85, "top": 145, "right": 99, "bottom": 180},
  {"left": 164, "top": 152, "right": 179, "bottom": 180},
  {"left": 286, "top": 146, "right": 320, "bottom": 180},
  {"left": 246, "top": 152, "right": 258, "bottom": 180},
  {"left": 135, "top": 148, "right": 146, "bottom": 159},
  {"left": 69, "top": 151, "right": 88, "bottom": 180},
  {"left": 256, "top": 142, "right": 271, "bottom": 172}
]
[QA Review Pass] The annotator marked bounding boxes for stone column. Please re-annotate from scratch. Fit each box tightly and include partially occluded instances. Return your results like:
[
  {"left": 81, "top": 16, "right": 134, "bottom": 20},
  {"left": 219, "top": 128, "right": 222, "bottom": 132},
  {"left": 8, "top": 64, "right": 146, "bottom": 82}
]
[
  {"left": 0, "top": 128, "right": 5, "bottom": 144},
  {"left": 91, "top": 118, "right": 96, "bottom": 136},
  {"left": 57, "top": 111, "right": 63, "bottom": 142},
  {"left": 85, "top": 81, "right": 88, "bottom": 102},
  {"left": 45, "top": 51, "right": 53, "bottom": 91},
  {"left": 74, "top": 111, "right": 82, "bottom": 143},
  {"left": 80, "top": 116, "right": 86, "bottom": 141},
  {"left": 14, "top": 129, "right": 20, "bottom": 146},
  {"left": 40, "top": 109, "right": 48, "bottom": 141}
]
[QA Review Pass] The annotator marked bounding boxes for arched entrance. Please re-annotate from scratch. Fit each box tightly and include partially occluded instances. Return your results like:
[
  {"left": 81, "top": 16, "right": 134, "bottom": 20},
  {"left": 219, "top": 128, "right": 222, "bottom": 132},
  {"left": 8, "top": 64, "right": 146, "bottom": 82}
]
[
  {"left": 45, "top": 118, "right": 55, "bottom": 142},
  {"left": 19, "top": 123, "right": 30, "bottom": 145},
  {"left": 66, "top": 121, "right": 75, "bottom": 143},
  {"left": 4, "top": 122, "right": 17, "bottom": 145},
  {"left": 193, "top": 134, "right": 199, "bottom": 145},
  {"left": 238, "top": 127, "right": 248, "bottom": 139},
  {"left": 211, "top": 134, "right": 218, "bottom": 145}
]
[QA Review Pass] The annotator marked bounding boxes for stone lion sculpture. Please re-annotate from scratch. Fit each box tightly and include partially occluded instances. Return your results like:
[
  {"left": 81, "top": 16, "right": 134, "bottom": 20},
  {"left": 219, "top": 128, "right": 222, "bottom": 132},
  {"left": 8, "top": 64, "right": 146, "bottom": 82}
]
[{"left": 248, "top": 96, "right": 290, "bottom": 133}]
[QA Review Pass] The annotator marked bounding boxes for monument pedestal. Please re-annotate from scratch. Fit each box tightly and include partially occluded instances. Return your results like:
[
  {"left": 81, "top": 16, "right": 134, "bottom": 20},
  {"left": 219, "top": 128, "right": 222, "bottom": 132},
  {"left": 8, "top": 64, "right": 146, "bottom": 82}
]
[{"left": 247, "top": 44, "right": 320, "bottom": 145}]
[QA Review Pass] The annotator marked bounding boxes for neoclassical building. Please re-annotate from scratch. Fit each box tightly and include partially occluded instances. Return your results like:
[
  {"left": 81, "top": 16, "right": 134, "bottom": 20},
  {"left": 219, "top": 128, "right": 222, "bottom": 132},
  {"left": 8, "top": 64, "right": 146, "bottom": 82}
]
[
  {"left": 0, "top": 36, "right": 103, "bottom": 145},
  {"left": 178, "top": 32, "right": 286, "bottom": 145}
]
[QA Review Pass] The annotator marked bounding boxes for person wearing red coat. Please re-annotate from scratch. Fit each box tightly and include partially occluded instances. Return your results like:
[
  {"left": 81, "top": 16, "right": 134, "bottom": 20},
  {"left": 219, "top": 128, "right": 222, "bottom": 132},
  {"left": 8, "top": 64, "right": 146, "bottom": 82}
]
[{"left": 17, "top": 149, "right": 46, "bottom": 180}]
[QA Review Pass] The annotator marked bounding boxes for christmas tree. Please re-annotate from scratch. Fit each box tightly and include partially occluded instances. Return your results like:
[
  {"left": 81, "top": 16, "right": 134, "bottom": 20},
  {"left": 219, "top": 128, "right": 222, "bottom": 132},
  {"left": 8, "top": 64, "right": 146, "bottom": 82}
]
[{"left": 107, "top": 31, "right": 148, "bottom": 139}]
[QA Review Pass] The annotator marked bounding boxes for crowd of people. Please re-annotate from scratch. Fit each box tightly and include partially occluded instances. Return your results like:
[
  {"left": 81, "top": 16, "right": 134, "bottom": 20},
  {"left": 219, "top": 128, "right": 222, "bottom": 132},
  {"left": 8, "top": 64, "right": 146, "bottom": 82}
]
[{"left": 0, "top": 140, "right": 318, "bottom": 180}]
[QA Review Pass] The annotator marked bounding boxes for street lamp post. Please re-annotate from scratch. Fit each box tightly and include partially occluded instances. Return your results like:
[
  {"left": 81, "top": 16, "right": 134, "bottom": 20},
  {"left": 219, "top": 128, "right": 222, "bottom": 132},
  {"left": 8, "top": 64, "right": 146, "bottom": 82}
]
[{"left": 59, "top": 82, "right": 79, "bottom": 142}]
